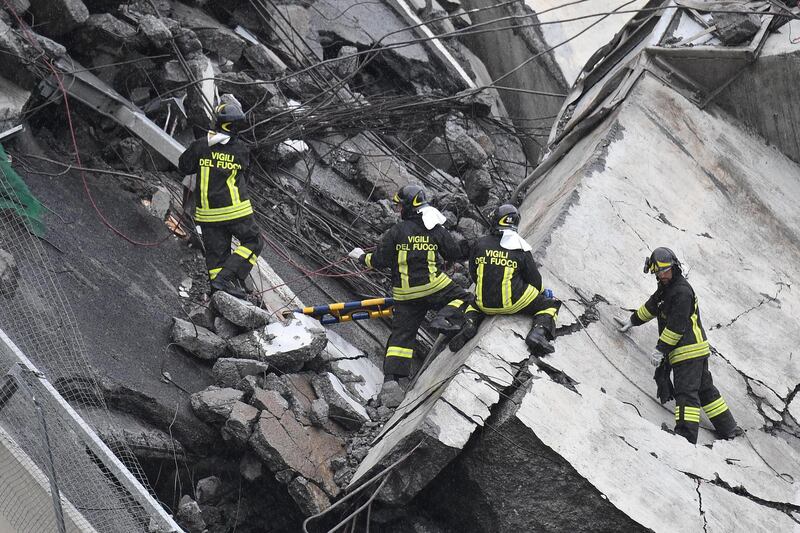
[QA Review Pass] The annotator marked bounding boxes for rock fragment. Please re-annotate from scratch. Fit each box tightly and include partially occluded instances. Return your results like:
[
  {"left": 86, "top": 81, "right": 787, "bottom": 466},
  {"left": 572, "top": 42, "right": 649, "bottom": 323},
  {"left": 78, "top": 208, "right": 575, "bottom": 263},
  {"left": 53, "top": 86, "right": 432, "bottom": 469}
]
[
  {"left": 211, "top": 291, "right": 271, "bottom": 329},
  {"left": 195, "top": 476, "right": 222, "bottom": 505},
  {"left": 287, "top": 476, "right": 331, "bottom": 515},
  {"left": 223, "top": 400, "right": 260, "bottom": 446},
  {"left": 228, "top": 315, "right": 327, "bottom": 371},
  {"left": 213, "top": 316, "right": 240, "bottom": 339},
  {"left": 190, "top": 386, "right": 244, "bottom": 424},
  {"left": 177, "top": 495, "right": 206, "bottom": 533},
  {"left": 312, "top": 372, "right": 370, "bottom": 430},
  {"left": 172, "top": 318, "right": 227, "bottom": 360},
  {"left": 29, "top": 0, "right": 89, "bottom": 37},
  {"left": 212, "top": 358, "right": 269, "bottom": 388}
]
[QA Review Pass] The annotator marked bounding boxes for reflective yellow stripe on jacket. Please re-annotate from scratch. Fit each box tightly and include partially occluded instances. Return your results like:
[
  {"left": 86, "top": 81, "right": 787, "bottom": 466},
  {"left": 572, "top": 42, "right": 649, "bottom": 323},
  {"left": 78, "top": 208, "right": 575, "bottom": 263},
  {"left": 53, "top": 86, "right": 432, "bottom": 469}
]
[
  {"left": 475, "top": 263, "right": 539, "bottom": 315},
  {"left": 195, "top": 200, "right": 254, "bottom": 223},
  {"left": 392, "top": 272, "right": 452, "bottom": 301}
]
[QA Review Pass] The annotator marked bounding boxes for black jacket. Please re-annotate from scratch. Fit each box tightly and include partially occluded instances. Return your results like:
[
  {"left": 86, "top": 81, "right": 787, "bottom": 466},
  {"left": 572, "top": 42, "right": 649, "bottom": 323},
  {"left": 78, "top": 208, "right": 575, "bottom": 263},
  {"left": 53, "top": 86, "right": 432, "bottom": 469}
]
[
  {"left": 630, "top": 273, "right": 710, "bottom": 365},
  {"left": 178, "top": 136, "right": 253, "bottom": 224},
  {"left": 363, "top": 217, "right": 465, "bottom": 301},
  {"left": 468, "top": 233, "right": 542, "bottom": 314}
]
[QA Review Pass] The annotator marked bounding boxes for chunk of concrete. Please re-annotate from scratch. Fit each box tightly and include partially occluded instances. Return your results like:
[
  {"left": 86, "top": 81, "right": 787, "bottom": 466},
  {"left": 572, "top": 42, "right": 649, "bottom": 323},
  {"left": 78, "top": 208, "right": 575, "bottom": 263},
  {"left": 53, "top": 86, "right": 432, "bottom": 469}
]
[
  {"left": 177, "top": 495, "right": 206, "bottom": 533},
  {"left": 309, "top": 398, "right": 329, "bottom": 427},
  {"left": 456, "top": 216, "right": 483, "bottom": 241},
  {"left": 228, "top": 315, "right": 327, "bottom": 371},
  {"left": 445, "top": 115, "right": 487, "bottom": 169},
  {"left": 312, "top": 372, "right": 369, "bottom": 430},
  {"left": 287, "top": 476, "right": 331, "bottom": 516},
  {"left": 186, "top": 304, "right": 215, "bottom": 330},
  {"left": 139, "top": 14, "right": 172, "bottom": 49},
  {"left": 250, "top": 388, "right": 289, "bottom": 414},
  {"left": 319, "top": 330, "right": 382, "bottom": 403},
  {"left": 213, "top": 316, "right": 240, "bottom": 340},
  {"left": 80, "top": 13, "right": 144, "bottom": 53},
  {"left": 211, "top": 291, "right": 271, "bottom": 330},
  {"left": 711, "top": 11, "right": 762, "bottom": 46},
  {"left": 223, "top": 400, "right": 260, "bottom": 446},
  {"left": 195, "top": 476, "right": 222, "bottom": 505},
  {"left": 195, "top": 27, "right": 245, "bottom": 62},
  {"left": 377, "top": 380, "right": 405, "bottom": 409},
  {"left": 172, "top": 318, "right": 227, "bottom": 360},
  {"left": 29, "top": 0, "right": 89, "bottom": 37},
  {"left": 190, "top": 386, "right": 245, "bottom": 425},
  {"left": 0, "top": 248, "right": 19, "bottom": 299},
  {"left": 243, "top": 43, "right": 288, "bottom": 76},
  {"left": 248, "top": 399, "right": 344, "bottom": 498},
  {"left": 212, "top": 358, "right": 269, "bottom": 388},
  {"left": 463, "top": 167, "right": 492, "bottom": 206}
]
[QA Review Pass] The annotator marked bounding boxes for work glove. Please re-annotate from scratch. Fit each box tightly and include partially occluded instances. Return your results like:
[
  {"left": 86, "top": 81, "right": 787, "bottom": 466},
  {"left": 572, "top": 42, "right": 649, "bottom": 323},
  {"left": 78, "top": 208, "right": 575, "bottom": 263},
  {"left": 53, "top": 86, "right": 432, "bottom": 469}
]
[
  {"left": 649, "top": 349, "right": 664, "bottom": 367},
  {"left": 348, "top": 247, "right": 365, "bottom": 260},
  {"left": 614, "top": 316, "right": 633, "bottom": 333}
]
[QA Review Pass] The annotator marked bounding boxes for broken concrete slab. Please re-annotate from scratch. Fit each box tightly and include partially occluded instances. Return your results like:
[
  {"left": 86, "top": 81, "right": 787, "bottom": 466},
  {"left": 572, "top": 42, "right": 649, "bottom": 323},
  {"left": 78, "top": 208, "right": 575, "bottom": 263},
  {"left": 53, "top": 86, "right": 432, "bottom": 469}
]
[
  {"left": 350, "top": 318, "right": 531, "bottom": 503},
  {"left": 463, "top": 167, "right": 491, "bottom": 206},
  {"left": 195, "top": 476, "right": 222, "bottom": 505},
  {"left": 444, "top": 115, "right": 487, "bottom": 169},
  {"left": 248, "top": 398, "right": 344, "bottom": 500},
  {"left": 211, "top": 291, "right": 271, "bottom": 330},
  {"left": 190, "top": 386, "right": 245, "bottom": 425},
  {"left": 171, "top": 317, "right": 227, "bottom": 360},
  {"left": 312, "top": 372, "right": 370, "bottom": 430},
  {"left": 79, "top": 13, "right": 144, "bottom": 54},
  {"left": 318, "top": 330, "right": 382, "bottom": 403},
  {"left": 227, "top": 315, "right": 327, "bottom": 371},
  {"left": 287, "top": 476, "right": 331, "bottom": 516},
  {"left": 250, "top": 387, "right": 288, "bottom": 413},
  {"left": 212, "top": 358, "right": 269, "bottom": 388},
  {"left": 0, "top": 77, "right": 30, "bottom": 129},
  {"left": 176, "top": 495, "right": 205, "bottom": 533},
  {"left": 222, "top": 400, "right": 260, "bottom": 447},
  {"left": 28, "top": 0, "right": 89, "bottom": 37}
]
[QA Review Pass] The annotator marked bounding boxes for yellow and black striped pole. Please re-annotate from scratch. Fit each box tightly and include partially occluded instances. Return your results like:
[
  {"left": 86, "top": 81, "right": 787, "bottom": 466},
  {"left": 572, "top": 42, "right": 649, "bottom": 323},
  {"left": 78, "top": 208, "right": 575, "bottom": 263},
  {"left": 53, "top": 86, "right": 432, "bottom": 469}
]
[{"left": 296, "top": 297, "right": 394, "bottom": 325}]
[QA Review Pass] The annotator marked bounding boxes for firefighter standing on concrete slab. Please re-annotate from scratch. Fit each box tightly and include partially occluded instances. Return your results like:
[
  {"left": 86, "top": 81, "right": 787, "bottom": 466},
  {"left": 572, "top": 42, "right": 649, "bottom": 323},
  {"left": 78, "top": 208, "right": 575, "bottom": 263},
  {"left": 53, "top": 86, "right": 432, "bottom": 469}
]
[
  {"left": 447, "top": 204, "right": 561, "bottom": 354},
  {"left": 349, "top": 184, "right": 475, "bottom": 382},
  {"left": 178, "top": 99, "right": 263, "bottom": 299},
  {"left": 616, "top": 247, "right": 743, "bottom": 444}
]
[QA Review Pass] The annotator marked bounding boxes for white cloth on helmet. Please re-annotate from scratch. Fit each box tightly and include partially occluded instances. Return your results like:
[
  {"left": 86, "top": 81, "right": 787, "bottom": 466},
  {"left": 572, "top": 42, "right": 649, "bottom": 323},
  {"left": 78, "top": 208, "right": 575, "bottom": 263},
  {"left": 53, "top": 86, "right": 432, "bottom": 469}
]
[
  {"left": 500, "top": 229, "right": 532, "bottom": 252},
  {"left": 207, "top": 131, "right": 231, "bottom": 146},
  {"left": 419, "top": 206, "right": 447, "bottom": 230}
]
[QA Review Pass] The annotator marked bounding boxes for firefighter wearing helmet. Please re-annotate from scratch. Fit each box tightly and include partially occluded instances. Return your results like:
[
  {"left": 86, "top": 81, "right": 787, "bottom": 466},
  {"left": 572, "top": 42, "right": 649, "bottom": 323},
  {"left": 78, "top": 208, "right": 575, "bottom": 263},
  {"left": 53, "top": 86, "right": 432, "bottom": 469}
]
[
  {"left": 447, "top": 204, "right": 562, "bottom": 354},
  {"left": 178, "top": 98, "right": 262, "bottom": 298},
  {"left": 616, "top": 247, "right": 742, "bottom": 443},
  {"left": 348, "top": 184, "right": 475, "bottom": 382}
]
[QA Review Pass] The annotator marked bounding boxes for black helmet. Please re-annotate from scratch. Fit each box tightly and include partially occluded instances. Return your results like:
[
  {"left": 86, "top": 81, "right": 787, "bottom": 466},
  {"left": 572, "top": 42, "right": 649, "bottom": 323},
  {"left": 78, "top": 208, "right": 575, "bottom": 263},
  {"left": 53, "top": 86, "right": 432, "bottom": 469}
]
[
  {"left": 393, "top": 184, "right": 428, "bottom": 219},
  {"left": 493, "top": 204, "right": 520, "bottom": 232},
  {"left": 644, "top": 247, "right": 681, "bottom": 274},
  {"left": 213, "top": 101, "right": 245, "bottom": 134}
]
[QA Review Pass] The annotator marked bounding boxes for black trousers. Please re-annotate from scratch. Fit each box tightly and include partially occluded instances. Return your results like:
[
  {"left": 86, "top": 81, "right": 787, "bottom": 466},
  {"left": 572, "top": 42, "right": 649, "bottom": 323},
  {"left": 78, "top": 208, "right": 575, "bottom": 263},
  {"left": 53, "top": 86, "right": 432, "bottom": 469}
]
[
  {"left": 517, "top": 294, "right": 561, "bottom": 339},
  {"left": 468, "top": 294, "right": 562, "bottom": 339},
  {"left": 672, "top": 356, "right": 737, "bottom": 444},
  {"left": 384, "top": 283, "right": 471, "bottom": 378},
  {"left": 200, "top": 216, "right": 263, "bottom": 284}
]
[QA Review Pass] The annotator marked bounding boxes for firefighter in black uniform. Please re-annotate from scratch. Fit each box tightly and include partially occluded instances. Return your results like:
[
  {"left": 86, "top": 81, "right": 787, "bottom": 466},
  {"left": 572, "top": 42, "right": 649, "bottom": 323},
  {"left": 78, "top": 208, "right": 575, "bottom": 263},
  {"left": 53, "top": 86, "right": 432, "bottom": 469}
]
[
  {"left": 178, "top": 100, "right": 263, "bottom": 299},
  {"left": 448, "top": 204, "right": 561, "bottom": 354},
  {"left": 616, "top": 247, "right": 742, "bottom": 444},
  {"left": 349, "top": 184, "right": 475, "bottom": 380}
]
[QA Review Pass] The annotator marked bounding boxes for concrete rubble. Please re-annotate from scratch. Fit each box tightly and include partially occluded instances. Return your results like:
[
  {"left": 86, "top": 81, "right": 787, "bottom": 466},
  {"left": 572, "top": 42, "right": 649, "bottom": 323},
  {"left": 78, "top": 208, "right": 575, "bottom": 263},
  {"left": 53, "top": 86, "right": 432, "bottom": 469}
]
[{"left": 227, "top": 314, "right": 328, "bottom": 371}]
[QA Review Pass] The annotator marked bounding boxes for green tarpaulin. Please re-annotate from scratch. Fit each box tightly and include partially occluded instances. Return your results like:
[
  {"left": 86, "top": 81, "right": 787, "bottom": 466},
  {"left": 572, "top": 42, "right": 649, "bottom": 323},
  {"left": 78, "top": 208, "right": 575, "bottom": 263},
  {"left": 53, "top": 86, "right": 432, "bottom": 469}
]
[{"left": 0, "top": 143, "right": 44, "bottom": 236}]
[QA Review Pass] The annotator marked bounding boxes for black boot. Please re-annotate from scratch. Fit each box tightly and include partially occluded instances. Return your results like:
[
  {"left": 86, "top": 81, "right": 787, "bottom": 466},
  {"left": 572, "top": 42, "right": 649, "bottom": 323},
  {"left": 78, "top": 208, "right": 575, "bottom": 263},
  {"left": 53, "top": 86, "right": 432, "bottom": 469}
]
[
  {"left": 525, "top": 326, "right": 554, "bottom": 355},
  {"left": 718, "top": 426, "right": 744, "bottom": 440},
  {"left": 211, "top": 277, "right": 247, "bottom": 299},
  {"left": 448, "top": 316, "right": 478, "bottom": 352}
]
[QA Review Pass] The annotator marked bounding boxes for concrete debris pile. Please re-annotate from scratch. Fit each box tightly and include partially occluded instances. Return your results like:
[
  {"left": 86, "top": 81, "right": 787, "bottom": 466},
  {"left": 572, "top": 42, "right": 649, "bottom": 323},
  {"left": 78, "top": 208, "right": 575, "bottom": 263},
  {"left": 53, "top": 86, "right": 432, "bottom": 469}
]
[{"left": 172, "top": 291, "right": 392, "bottom": 525}]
